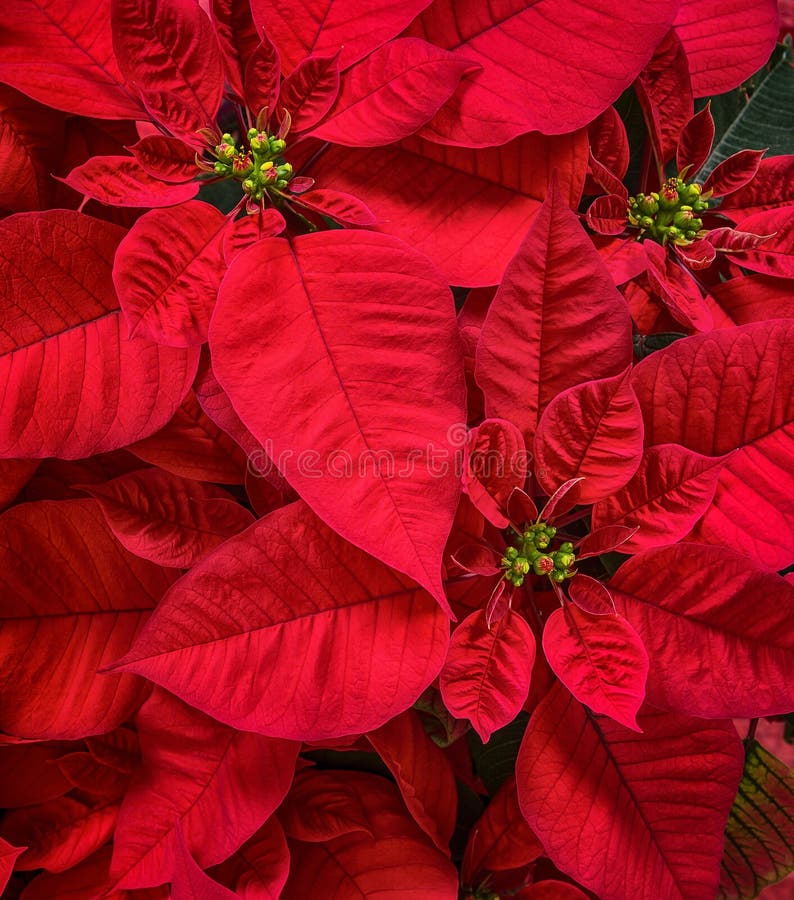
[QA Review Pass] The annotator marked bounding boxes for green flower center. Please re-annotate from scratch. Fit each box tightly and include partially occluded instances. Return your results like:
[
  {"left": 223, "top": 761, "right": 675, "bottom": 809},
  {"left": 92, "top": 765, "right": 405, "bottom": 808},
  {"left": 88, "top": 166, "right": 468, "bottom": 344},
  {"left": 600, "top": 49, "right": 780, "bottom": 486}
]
[
  {"left": 208, "top": 129, "right": 293, "bottom": 201},
  {"left": 627, "top": 176, "right": 711, "bottom": 246},
  {"left": 500, "top": 522, "right": 576, "bottom": 586}
]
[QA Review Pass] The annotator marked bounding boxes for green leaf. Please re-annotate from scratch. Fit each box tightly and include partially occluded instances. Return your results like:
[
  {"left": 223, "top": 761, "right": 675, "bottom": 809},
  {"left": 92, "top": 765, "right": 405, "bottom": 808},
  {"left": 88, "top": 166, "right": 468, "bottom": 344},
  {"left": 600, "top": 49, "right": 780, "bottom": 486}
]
[
  {"left": 468, "top": 712, "right": 529, "bottom": 796},
  {"left": 719, "top": 739, "right": 794, "bottom": 898}
]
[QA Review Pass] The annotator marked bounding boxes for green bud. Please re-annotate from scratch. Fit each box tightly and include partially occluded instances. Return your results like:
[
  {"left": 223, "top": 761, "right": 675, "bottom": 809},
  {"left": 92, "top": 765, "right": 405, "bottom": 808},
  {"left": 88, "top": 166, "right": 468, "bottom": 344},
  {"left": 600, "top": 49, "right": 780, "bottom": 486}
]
[
  {"left": 513, "top": 558, "right": 530, "bottom": 575},
  {"left": 639, "top": 196, "right": 659, "bottom": 216},
  {"left": 270, "top": 138, "right": 286, "bottom": 153},
  {"left": 505, "top": 546, "right": 519, "bottom": 560},
  {"left": 639, "top": 216, "right": 654, "bottom": 230},
  {"left": 559, "top": 541, "right": 574, "bottom": 554},
  {"left": 673, "top": 210, "right": 694, "bottom": 229},
  {"left": 550, "top": 570, "right": 566, "bottom": 583},
  {"left": 535, "top": 533, "right": 550, "bottom": 549},
  {"left": 554, "top": 551, "right": 575, "bottom": 570}
]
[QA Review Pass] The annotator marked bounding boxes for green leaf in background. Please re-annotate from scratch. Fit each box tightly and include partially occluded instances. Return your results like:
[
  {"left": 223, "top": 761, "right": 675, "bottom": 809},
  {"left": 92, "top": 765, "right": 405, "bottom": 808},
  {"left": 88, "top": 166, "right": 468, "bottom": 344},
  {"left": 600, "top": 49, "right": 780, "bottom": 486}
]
[
  {"left": 718, "top": 738, "right": 794, "bottom": 899},
  {"left": 468, "top": 713, "right": 529, "bottom": 796}
]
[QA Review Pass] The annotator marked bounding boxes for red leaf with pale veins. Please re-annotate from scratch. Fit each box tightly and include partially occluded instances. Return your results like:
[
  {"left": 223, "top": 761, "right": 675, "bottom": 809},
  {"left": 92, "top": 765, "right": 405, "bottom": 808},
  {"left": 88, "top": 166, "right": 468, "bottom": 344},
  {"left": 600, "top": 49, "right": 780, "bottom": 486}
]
[
  {"left": 516, "top": 683, "right": 744, "bottom": 900},
  {"left": 111, "top": 0, "right": 224, "bottom": 130},
  {"left": 632, "top": 320, "right": 794, "bottom": 568},
  {"left": 724, "top": 206, "right": 794, "bottom": 278},
  {"left": 588, "top": 106, "right": 630, "bottom": 181},
  {"left": 576, "top": 526, "right": 638, "bottom": 559},
  {"left": 0, "top": 795, "right": 119, "bottom": 873},
  {"left": 127, "top": 135, "right": 198, "bottom": 182},
  {"left": 0, "top": 211, "right": 198, "bottom": 459},
  {"left": 312, "top": 130, "right": 588, "bottom": 286},
  {"left": 542, "top": 604, "right": 648, "bottom": 730},
  {"left": 83, "top": 468, "right": 254, "bottom": 568},
  {"left": 636, "top": 29, "right": 693, "bottom": 166},
  {"left": 62, "top": 156, "right": 198, "bottom": 207},
  {"left": 243, "top": 35, "right": 281, "bottom": 119},
  {"left": 588, "top": 153, "right": 629, "bottom": 200},
  {"left": 281, "top": 772, "right": 458, "bottom": 899},
  {"left": 703, "top": 149, "right": 766, "bottom": 198},
  {"left": 591, "top": 444, "right": 726, "bottom": 554},
  {"left": 278, "top": 769, "right": 373, "bottom": 843},
  {"left": 210, "top": 232, "right": 465, "bottom": 609},
  {"left": 677, "top": 103, "right": 715, "bottom": 176},
  {"left": 0, "top": 0, "right": 141, "bottom": 119},
  {"left": 463, "top": 419, "right": 528, "bottom": 528},
  {"left": 113, "top": 201, "right": 227, "bottom": 346},
  {"left": 368, "top": 709, "right": 457, "bottom": 852},
  {"left": 586, "top": 194, "right": 628, "bottom": 235},
  {"left": 611, "top": 544, "right": 794, "bottom": 718},
  {"left": 406, "top": 0, "right": 678, "bottom": 143},
  {"left": 129, "top": 391, "right": 248, "bottom": 484},
  {"left": 440, "top": 609, "right": 536, "bottom": 743},
  {"left": 311, "top": 39, "right": 474, "bottom": 147},
  {"left": 212, "top": 0, "right": 262, "bottom": 100},
  {"left": 567, "top": 574, "right": 615, "bottom": 615},
  {"left": 644, "top": 240, "right": 714, "bottom": 331},
  {"left": 170, "top": 826, "right": 239, "bottom": 900},
  {"left": 674, "top": 0, "right": 779, "bottom": 96},
  {"left": 107, "top": 501, "right": 450, "bottom": 740},
  {"left": 720, "top": 157, "right": 794, "bottom": 220},
  {"left": 110, "top": 689, "right": 298, "bottom": 891},
  {"left": 249, "top": 0, "right": 432, "bottom": 73},
  {"left": 288, "top": 188, "right": 377, "bottom": 226},
  {"left": 534, "top": 369, "right": 644, "bottom": 504},
  {"left": 278, "top": 54, "right": 340, "bottom": 137},
  {"left": 674, "top": 236, "right": 716, "bottom": 269},
  {"left": 0, "top": 499, "right": 176, "bottom": 740},
  {"left": 208, "top": 818, "right": 290, "bottom": 900},
  {"left": 476, "top": 183, "right": 632, "bottom": 443}
]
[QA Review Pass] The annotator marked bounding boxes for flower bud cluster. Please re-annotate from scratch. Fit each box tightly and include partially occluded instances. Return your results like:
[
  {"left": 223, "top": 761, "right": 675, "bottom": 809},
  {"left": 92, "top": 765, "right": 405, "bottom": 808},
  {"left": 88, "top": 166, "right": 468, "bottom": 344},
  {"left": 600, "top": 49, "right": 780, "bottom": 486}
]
[
  {"left": 209, "top": 130, "right": 293, "bottom": 202},
  {"left": 500, "top": 523, "right": 576, "bottom": 586},
  {"left": 627, "top": 176, "right": 711, "bottom": 246}
]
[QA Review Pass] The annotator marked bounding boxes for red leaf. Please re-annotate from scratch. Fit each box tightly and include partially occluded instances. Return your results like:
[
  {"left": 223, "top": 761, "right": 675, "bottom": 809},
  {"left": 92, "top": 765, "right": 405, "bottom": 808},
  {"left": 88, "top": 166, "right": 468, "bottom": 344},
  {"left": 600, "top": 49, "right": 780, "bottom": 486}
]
[
  {"left": 644, "top": 240, "right": 714, "bottom": 331},
  {"left": 720, "top": 156, "right": 794, "bottom": 219},
  {"left": 129, "top": 391, "right": 248, "bottom": 484},
  {"left": 406, "top": 0, "right": 678, "bottom": 143},
  {"left": 207, "top": 818, "right": 290, "bottom": 900},
  {"left": 170, "top": 825, "right": 239, "bottom": 900},
  {"left": 288, "top": 188, "right": 377, "bottom": 226},
  {"left": 83, "top": 468, "right": 254, "bottom": 568},
  {"left": 440, "top": 609, "right": 536, "bottom": 743},
  {"left": 0, "top": 743, "right": 73, "bottom": 808},
  {"left": 243, "top": 34, "right": 281, "bottom": 118},
  {"left": 588, "top": 105, "right": 630, "bottom": 181},
  {"left": 542, "top": 604, "right": 648, "bottom": 730},
  {"left": 368, "top": 709, "right": 458, "bottom": 851},
  {"left": 676, "top": 103, "right": 715, "bottom": 176},
  {"left": 0, "top": 0, "right": 141, "bottom": 119},
  {"left": 632, "top": 320, "right": 794, "bottom": 568},
  {"left": 210, "top": 232, "right": 465, "bottom": 609},
  {"left": 594, "top": 235, "right": 648, "bottom": 284},
  {"left": 673, "top": 236, "right": 716, "bottom": 269},
  {"left": 111, "top": 0, "right": 223, "bottom": 129},
  {"left": 576, "top": 526, "right": 638, "bottom": 559},
  {"left": 108, "top": 501, "right": 450, "bottom": 740},
  {"left": 476, "top": 183, "right": 632, "bottom": 443},
  {"left": 54, "top": 750, "right": 130, "bottom": 800},
  {"left": 127, "top": 135, "right": 198, "bottom": 182},
  {"left": 278, "top": 769, "right": 373, "bottom": 843},
  {"left": 534, "top": 369, "right": 644, "bottom": 504},
  {"left": 0, "top": 795, "right": 118, "bottom": 873},
  {"left": 111, "top": 689, "right": 298, "bottom": 890},
  {"left": 221, "top": 209, "right": 286, "bottom": 263},
  {"left": 591, "top": 444, "right": 726, "bottom": 554},
  {"left": 674, "top": 0, "right": 779, "bottom": 96},
  {"left": 611, "top": 544, "right": 794, "bottom": 718},
  {"left": 62, "top": 156, "right": 198, "bottom": 207},
  {"left": 538, "top": 476, "right": 585, "bottom": 522},
  {"left": 281, "top": 772, "right": 458, "bottom": 899},
  {"left": 0, "top": 838, "right": 25, "bottom": 895},
  {"left": 587, "top": 152, "right": 629, "bottom": 201},
  {"left": 585, "top": 194, "right": 628, "bottom": 235},
  {"left": 0, "top": 211, "right": 198, "bottom": 459},
  {"left": 0, "top": 459, "right": 38, "bottom": 511},
  {"left": 567, "top": 574, "right": 615, "bottom": 615},
  {"left": 463, "top": 419, "right": 528, "bottom": 528},
  {"left": 709, "top": 274, "right": 794, "bottom": 325},
  {"left": 0, "top": 499, "right": 176, "bottom": 739},
  {"left": 313, "top": 130, "right": 588, "bottom": 286},
  {"left": 724, "top": 206, "right": 794, "bottom": 278},
  {"left": 113, "top": 201, "right": 227, "bottom": 346},
  {"left": 703, "top": 149, "right": 766, "bottom": 198},
  {"left": 521, "top": 882, "right": 590, "bottom": 899},
  {"left": 516, "top": 683, "right": 744, "bottom": 900},
  {"left": 249, "top": 0, "right": 432, "bottom": 72},
  {"left": 311, "top": 39, "right": 474, "bottom": 147},
  {"left": 279, "top": 52, "right": 340, "bottom": 135}
]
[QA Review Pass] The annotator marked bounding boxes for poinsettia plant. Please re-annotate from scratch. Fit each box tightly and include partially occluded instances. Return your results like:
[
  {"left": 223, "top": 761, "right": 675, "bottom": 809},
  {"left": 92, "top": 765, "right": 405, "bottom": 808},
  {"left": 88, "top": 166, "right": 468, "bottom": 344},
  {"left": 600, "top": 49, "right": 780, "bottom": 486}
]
[{"left": 1, "top": 1, "right": 793, "bottom": 899}]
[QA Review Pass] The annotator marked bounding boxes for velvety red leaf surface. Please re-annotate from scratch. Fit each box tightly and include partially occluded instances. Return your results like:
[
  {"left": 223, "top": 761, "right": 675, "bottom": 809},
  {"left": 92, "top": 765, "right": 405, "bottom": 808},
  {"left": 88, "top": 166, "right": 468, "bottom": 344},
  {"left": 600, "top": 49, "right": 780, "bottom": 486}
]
[
  {"left": 210, "top": 231, "right": 465, "bottom": 608},
  {"left": 0, "top": 743, "right": 73, "bottom": 808},
  {"left": 720, "top": 157, "right": 794, "bottom": 219},
  {"left": 207, "top": 817, "right": 290, "bottom": 900},
  {"left": 279, "top": 52, "right": 340, "bottom": 135},
  {"left": 278, "top": 768, "right": 373, "bottom": 844},
  {"left": 726, "top": 207, "right": 794, "bottom": 278},
  {"left": 0, "top": 499, "right": 176, "bottom": 739},
  {"left": 517, "top": 683, "right": 744, "bottom": 900},
  {"left": 170, "top": 827, "right": 239, "bottom": 900},
  {"left": 0, "top": 211, "right": 198, "bottom": 459},
  {"left": 62, "top": 156, "right": 199, "bottom": 207},
  {"left": 611, "top": 544, "right": 794, "bottom": 718},
  {"left": 462, "top": 418, "right": 527, "bottom": 528},
  {"left": 109, "top": 501, "right": 450, "bottom": 740}
]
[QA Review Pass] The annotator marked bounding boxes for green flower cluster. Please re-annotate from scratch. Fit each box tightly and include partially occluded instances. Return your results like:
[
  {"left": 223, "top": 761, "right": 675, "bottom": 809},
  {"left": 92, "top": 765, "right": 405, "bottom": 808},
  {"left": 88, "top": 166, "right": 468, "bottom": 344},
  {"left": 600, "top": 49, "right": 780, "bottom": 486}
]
[
  {"left": 627, "top": 176, "right": 711, "bottom": 246},
  {"left": 210, "top": 130, "right": 293, "bottom": 201},
  {"left": 501, "top": 523, "right": 576, "bottom": 586}
]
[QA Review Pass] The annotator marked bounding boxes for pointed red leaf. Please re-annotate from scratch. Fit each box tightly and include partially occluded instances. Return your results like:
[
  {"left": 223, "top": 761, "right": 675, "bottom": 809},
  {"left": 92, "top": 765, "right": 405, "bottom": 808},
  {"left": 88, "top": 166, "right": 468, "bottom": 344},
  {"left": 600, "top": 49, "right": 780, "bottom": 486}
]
[
  {"left": 111, "top": 689, "right": 298, "bottom": 890},
  {"left": 312, "top": 130, "right": 588, "bottom": 286},
  {"left": 588, "top": 151, "right": 629, "bottom": 201},
  {"left": 538, "top": 477, "right": 585, "bottom": 522},
  {"left": 406, "top": 0, "right": 678, "bottom": 143},
  {"left": 288, "top": 188, "right": 377, "bottom": 226},
  {"left": 723, "top": 207, "right": 794, "bottom": 278},
  {"left": 516, "top": 683, "right": 744, "bottom": 900},
  {"left": 611, "top": 544, "right": 794, "bottom": 718},
  {"left": 534, "top": 369, "right": 644, "bottom": 504},
  {"left": 211, "top": 0, "right": 261, "bottom": 100},
  {"left": 62, "top": 156, "right": 198, "bottom": 207},
  {"left": 644, "top": 240, "right": 714, "bottom": 331},
  {"left": 278, "top": 52, "right": 340, "bottom": 135},
  {"left": 591, "top": 444, "right": 726, "bottom": 554},
  {"left": 113, "top": 201, "right": 227, "bottom": 346},
  {"left": 476, "top": 183, "right": 632, "bottom": 442},
  {"left": 0, "top": 838, "right": 25, "bottom": 895},
  {"left": 703, "top": 149, "right": 766, "bottom": 198},
  {"left": 108, "top": 501, "right": 450, "bottom": 740},
  {"left": 207, "top": 818, "right": 290, "bottom": 900},
  {"left": 463, "top": 419, "right": 528, "bottom": 528},
  {"left": 311, "top": 39, "right": 474, "bottom": 147},
  {"left": 243, "top": 34, "right": 281, "bottom": 118},
  {"left": 221, "top": 209, "right": 286, "bottom": 263},
  {"left": 673, "top": 236, "right": 716, "bottom": 269},
  {"left": 111, "top": 0, "right": 224, "bottom": 129},
  {"left": 674, "top": 0, "right": 779, "bottom": 96},
  {"left": 440, "top": 609, "right": 536, "bottom": 743},
  {"left": 720, "top": 156, "right": 794, "bottom": 220},
  {"left": 567, "top": 574, "right": 615, "bottom": 615},
  {"left": 589, "top": 105, "right": 630, "bottom": 181},
  {"left": 249, "top": 0, "right": 432, "bottom": 72},
  {"left": 0, "top": 499, "right": 176, "bottom": 740},
  {"left": 170, "top": 825, "right": 239, "bottom": 900},
  {"left": 128, "top": 135, "right": 198, "bottom": 182},
  {"left": 210, "top": 232, "right": 465, "bottom": 608},
  {"left": 677, "top": 103, "right": 715, "bottom": 176},
  {"left": 281, "top": 772, "right": 458, "bottom": 899},
  {"left": 576, "top": 526, "right": 638, "bottom": 559},
  {"left": 632, "top": 320, "right": 794, "bottom": 568},
  {"left": 594, "top": 235, "right": 648, "bottom": 284},
  {"left": 54, "top": 750, "right": 130, "bottom": 800},
  {"left": 0, "top": 0, "right": 141, "bottom": 119},
  {"left": 368, "top": 709, "right": 457, "bottom": 852},
  {"left": 585, "top": 194, "right": 629, "bottom": 235},
  {"left": 0, "top": 211, "right": 198, "bottom": 459},
  {"left": 83, "top": 468, "right": 254, "bottom": 568},
  {"left": 278, "top": 769, "right": 373, "bottom": 843},
  {"left": 542, "top": 604, "right": 648, "bottom": 730}
]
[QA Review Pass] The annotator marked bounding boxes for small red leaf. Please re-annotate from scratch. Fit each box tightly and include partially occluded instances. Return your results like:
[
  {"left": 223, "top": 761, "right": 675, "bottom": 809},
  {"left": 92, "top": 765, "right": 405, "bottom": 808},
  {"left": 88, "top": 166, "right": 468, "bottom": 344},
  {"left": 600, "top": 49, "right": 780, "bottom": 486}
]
[
  {"left": 221, "top": 209, "right": 286, "bottom": 263},
  {"left": 279, "top": 52, "right": 340, "bottom": 135},
  {"left": 63, "top": 156, "right": 198, "bottom": 207},
  {"left": 703, "top": 149, "right": 766, "bottom": 198},
  {"left": 677, "top": 103, "right": 715, "bottom": 176},
  {"left": 128, "top": 135, "right": 198, "bottom": 182},
  {"left": 585, "top": 193, "right": 629, "bottom": 235},
  {"left": 720, "top": 207, "right": 794, "bottom": 278},
  {"left": 567, "top": 574, "right": 615, "bottom": 615},
  {"left": 644, "top": 240, "right": 714, "bottom": 331},
  {"left": 243, "top": 34, "right": 281, "bottom": 119},
  {"left": 576, "top": 525, "right": 639, "bottom": 559},
  {"left": 463, "top": 419, "right": 528, "bottom": 528},
  {"left": 0, "top": 838, "right": 25, "bottom": 895},
  {"left": 289, "top": 188, "right": 377, "bottom": 226}
]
